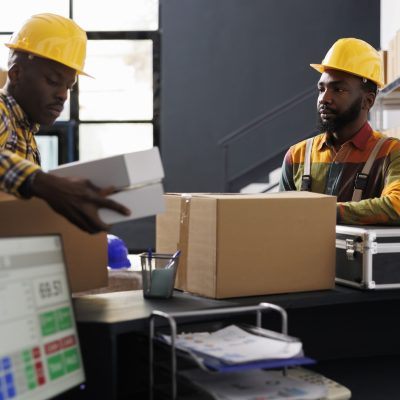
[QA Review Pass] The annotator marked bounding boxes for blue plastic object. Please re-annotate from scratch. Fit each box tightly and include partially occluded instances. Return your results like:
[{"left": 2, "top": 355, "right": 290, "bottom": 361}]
[{"left": 107, "top": 234, "right": 131, "bottom": 269}]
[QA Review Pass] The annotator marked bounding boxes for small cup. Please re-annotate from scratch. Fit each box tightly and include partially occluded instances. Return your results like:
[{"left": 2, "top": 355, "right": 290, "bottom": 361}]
[{"left": 139, "top": 252, "right": 180, "bottom": 299}]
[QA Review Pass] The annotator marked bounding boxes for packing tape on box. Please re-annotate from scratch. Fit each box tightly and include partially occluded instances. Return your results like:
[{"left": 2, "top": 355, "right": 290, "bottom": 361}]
[{"left": 177, "top": 194, "right": 192, "bottom": 288}]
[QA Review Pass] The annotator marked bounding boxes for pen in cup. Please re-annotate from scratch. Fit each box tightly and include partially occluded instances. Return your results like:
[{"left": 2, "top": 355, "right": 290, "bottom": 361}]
[
  {"left": 147, "top": 249, "right": 153, "bottom": 286},
  {"left": 139, "top": 251, "right": 181, "bottom": 298},
  {"left": 165, "top": 250, "right": 181, "bottom": 269}
]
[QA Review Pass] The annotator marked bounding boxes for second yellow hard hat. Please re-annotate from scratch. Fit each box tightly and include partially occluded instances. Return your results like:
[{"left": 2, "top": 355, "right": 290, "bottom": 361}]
[
  {"left": 5, "top": 13, "right": 90, "bottom": 76},
  {"left": 310, "top": 37, "right": 384, "bottom": 88}
]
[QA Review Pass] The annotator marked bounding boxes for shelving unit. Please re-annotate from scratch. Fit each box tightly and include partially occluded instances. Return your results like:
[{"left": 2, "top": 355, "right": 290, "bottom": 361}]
[
  {"left": 370, "top": 76, "right": 400, "bottom": 131},
  {"left": 148, "top": 302, "right": 314, "bottom": 400}
]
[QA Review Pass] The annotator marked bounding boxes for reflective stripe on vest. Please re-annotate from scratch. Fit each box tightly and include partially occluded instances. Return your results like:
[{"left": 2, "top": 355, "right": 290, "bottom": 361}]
[
  {"left": 351, "top": 137, "right": 387, "bottom": 202},
  {"left": 300, "top": 137, "right": 314, "bottom": 191}
]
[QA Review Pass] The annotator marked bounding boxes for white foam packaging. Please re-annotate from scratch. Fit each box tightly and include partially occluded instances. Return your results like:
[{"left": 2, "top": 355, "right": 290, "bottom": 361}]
[{"left": 50, "top": 147, "right": 165, "bottom": 224}]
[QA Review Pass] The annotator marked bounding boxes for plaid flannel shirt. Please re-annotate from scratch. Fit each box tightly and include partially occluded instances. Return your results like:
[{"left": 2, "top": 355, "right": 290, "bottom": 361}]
[{"left": 0, "top": 90, "right": 41, "bottom": 196}]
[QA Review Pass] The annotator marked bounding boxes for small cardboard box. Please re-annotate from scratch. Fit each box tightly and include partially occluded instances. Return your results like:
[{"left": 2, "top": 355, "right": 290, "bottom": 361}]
[
  {"left": 156, "top": 192, "right": 336, "bottom": 299},
  {"left": 51, "top": 147, "right": 165, "bottom": 224},
  {"left": 0, "top": 194, "right": 107, "bottom": 293}
]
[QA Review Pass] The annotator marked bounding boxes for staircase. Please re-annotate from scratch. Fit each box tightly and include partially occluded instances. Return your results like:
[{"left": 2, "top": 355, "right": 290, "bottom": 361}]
[
  {"left": 240, "top": 167, "right": 281, "bottom": 194},
  {"left": 218, "top": 85, "right": 318, "bottom": 193}
]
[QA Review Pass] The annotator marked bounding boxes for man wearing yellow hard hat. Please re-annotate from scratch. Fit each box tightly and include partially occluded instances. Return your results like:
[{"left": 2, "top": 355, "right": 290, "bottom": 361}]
[
  {"left": 280, "top": 37, "right": 400, "bottom": 225},
  {"left": 0, "top": 13, "right": 130, "bottom": 233}
]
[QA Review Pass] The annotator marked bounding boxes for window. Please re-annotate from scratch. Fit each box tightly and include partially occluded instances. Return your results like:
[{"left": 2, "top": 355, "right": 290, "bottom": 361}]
[
  {"left": 73, "top": 0, "right": 158, "bottom": 31},
  {"left": 0, "top": 1, "right": 160, "bottom": 168},
  {"left": 80, "top": 40, "right": 153, "bottom": 121},
  {"left": 79, "top": 123, "right": 153, "bottom": 161}
]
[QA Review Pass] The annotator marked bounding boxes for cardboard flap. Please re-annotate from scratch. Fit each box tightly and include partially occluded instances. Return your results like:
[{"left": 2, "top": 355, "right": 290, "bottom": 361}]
[
  {"left": 187, "top": 197, "right": 217, "bottom": 297},
  {"left": 0, "top": 192, "right": 16, "bottom": 201},
  {"left": 176, "top": 194, "right": 192, "bottom": 288}
]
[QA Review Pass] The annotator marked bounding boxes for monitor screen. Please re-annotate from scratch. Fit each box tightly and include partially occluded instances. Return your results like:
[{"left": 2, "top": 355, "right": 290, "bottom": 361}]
[{"left": 0, "top": 235, "right": 85, "bottom": 400}]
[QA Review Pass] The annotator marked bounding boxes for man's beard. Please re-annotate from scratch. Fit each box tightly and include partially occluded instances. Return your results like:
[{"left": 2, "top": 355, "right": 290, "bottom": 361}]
[{"left": 317, "top": 96, "right": 363, "bottom": 133}]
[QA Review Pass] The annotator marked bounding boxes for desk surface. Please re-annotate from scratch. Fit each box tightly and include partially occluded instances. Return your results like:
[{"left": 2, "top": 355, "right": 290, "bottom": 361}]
[
  {"left": 72, "top": 285, "right": 400, "bottom": 399},
  {"left": 73, "top": 284, "right": 400, "bottom": 326}
]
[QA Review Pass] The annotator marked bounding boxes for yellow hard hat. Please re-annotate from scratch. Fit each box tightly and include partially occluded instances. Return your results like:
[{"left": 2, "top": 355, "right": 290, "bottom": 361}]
[
  {"left": 310, "top": 38, "right": 384, "bottom": 88},
  {"left": 5, "top": 13, "right": 90, "bottom": 76}
]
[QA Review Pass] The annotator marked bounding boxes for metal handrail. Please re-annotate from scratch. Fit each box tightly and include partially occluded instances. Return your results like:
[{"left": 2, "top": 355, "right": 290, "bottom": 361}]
[
  {"left": 377, "top": 76, "right": 400, "bottom": 97},
  {"left": 218, "top": 85, "right": 317, "bottom": 191},
  {"left": 218, "top": 85, "right": 316, "bottom": 147},
  {"left": 226, "top": 129, "right": 317, "bottom": 185}
]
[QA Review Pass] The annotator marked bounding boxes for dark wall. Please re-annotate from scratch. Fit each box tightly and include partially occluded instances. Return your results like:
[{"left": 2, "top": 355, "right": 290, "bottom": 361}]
[
  {"left": 114, "top": 0, "right": 380, "bottom": 251},
  {"left": 160, "top": 0, "right": 380, "bottom": 192}
]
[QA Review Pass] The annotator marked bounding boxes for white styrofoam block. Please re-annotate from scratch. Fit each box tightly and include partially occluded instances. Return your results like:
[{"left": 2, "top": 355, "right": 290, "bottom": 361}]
[
  {"left": 51, "top": 147, "right": 164, "bottom": 190},
  {"left": 98, "top": 182, "right": 165, "bottom": 224},
  {"left": 50, "top": 147, "right": 165, "bottom": 224}
]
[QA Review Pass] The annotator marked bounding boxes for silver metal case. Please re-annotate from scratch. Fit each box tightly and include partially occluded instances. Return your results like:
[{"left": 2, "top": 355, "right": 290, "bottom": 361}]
[{"left": 336, "top": 225, "right": 400, "bottom": 289}]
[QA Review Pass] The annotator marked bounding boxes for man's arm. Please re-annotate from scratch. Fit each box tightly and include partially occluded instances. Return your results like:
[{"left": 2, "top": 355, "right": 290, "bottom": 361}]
[
  {"left": 0, "top": 150, "right": 40, "bottom": 195},
  {"left": 30, "top": 171, "right": 131, "bottom": 233},
  {"left": 337, "top": 143, "right": 400, "bottom": 225},
  {"left": 279, "top": 149, "right": 297, "bottom": 191},
  {"left": 0, "top": 150, "right": 130, "bottom": 233}
]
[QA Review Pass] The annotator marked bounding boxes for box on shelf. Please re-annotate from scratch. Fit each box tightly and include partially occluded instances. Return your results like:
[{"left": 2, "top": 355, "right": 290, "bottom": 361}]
[
  {"left": 383, "top": 127, "right": 400, "bottom": 140},
  {"left": 0, "top": 193, "right": 107, "bottom": 293},
  {"left": 51, "top": 147, "right": 165, "bottom": 224},
  {"left": 336, "top": 225, "right": 400, "bottom": 289},
  {"left": 383, "top": 30, "right": 400, "bottom": 84},
  {"left": 379, "top": 49, "right": 388, "bottom": 86},
  {"left": 156, "top": 192, "right": 336, "bottom": 299}
]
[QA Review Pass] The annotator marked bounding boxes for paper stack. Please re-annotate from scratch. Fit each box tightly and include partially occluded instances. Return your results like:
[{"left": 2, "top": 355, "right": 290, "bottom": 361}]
[
  {"left": 180, "top": 369, "right": 327, "bottom": 400},
  {"left": 159, "top": 324, "right": 314, "bottom": 372}
]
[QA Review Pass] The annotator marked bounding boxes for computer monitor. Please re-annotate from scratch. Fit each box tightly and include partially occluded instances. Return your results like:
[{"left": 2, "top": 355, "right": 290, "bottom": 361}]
[
  {"left": 36, "top": 121, "right": 76, "bottom": 172},
  {"left": 0, "top": 235, "right": 85, "bottom": 400}
]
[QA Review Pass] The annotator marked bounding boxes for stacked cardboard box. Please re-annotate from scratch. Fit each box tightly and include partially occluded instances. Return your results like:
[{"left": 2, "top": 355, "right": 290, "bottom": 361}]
[
  {"left": 0, "top": 193, "right": 108, "bottom": 293},
  {"left": 383, "top": 30, "right": 400, "bottom": 85},
  {"left": 383, "top": 127, "right": 400, "bottom": 139},
  {"left": 51, "top": 147, "right": 165, "bottom": 224},
  {"left": 156, "top": 192, "right": 336, "bottom": 299},
  {"left": 379, "top": 49, "right": 388, "bottom": 86}
]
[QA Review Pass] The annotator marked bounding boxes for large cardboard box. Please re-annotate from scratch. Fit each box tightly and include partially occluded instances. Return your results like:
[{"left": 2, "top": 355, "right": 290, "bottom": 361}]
[
  {"left": 51, "top": 147, "right": 165, "bottom": 224},
  {"left": 156, "top": 192, "right": 336, "bottom": 299},
  {"left": 0, "top": 194, "right": 107, "bottom": 293}
]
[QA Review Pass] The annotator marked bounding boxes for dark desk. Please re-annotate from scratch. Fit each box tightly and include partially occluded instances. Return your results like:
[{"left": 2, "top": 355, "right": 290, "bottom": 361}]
[{"left": 60, "top": 286, "right": 400, "bottom": 399}]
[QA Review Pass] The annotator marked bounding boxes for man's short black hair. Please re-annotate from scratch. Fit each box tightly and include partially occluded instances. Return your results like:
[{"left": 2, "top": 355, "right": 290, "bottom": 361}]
[{"left": 361, "top": 78, "right": 378, "bottom": 95}]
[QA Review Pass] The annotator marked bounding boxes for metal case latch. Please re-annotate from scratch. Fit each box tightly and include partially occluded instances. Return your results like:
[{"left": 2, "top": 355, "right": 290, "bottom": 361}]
[{"left": 345, "top": 239, "right": 356, "bottom": 260}]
